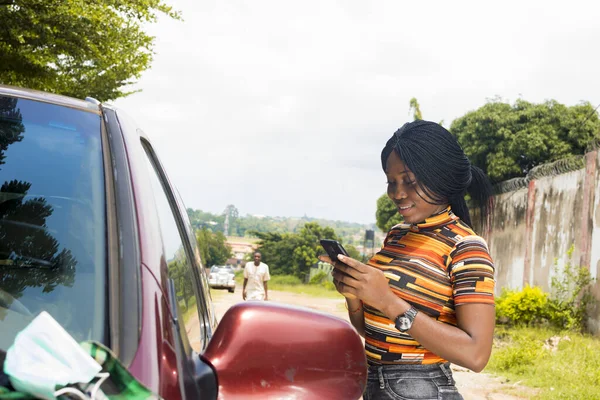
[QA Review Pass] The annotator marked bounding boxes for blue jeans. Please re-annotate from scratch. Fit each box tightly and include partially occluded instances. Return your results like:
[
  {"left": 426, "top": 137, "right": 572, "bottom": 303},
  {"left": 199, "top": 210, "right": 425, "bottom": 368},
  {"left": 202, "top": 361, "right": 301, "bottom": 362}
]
[{"left": 363, "top": 363, "right": 463, "bottom": 400}]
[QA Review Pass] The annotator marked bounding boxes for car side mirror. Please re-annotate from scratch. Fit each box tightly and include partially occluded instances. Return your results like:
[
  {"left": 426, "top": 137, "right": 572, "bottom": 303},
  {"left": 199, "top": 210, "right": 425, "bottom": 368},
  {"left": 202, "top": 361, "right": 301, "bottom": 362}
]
[{"left": 202, "top": 301, "right": 367, "bottom": 399}]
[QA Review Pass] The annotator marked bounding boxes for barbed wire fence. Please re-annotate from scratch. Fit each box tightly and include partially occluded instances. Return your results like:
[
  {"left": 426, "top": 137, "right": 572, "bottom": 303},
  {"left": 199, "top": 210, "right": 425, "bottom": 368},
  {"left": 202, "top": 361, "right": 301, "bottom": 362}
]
[{"left": 492, "top": 154, "right": 589, "bottom": 195}]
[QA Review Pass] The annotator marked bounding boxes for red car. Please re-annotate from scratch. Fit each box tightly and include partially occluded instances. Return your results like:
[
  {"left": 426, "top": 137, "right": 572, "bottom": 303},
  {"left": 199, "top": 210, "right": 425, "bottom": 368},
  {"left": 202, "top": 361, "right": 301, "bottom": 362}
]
[{"left": 0, "top": 85, "right": 367, "bottom": 399}]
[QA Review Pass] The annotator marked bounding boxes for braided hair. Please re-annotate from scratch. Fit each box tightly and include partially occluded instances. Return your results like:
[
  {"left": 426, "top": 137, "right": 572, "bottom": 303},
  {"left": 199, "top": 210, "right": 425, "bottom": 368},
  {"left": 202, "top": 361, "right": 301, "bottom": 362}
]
[{"left": 380, "top": 120, "right": 493, "bottom": 230}]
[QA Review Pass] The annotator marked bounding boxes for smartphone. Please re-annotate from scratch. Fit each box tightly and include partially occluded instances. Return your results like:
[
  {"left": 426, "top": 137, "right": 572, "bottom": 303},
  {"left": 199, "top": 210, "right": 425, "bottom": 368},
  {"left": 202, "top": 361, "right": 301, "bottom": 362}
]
[
  {"left": 319, "top": 239, "right": 356, "bottom": 299},
  {"left": 319, "top": 239, "right": 349, "bottom": 262}
]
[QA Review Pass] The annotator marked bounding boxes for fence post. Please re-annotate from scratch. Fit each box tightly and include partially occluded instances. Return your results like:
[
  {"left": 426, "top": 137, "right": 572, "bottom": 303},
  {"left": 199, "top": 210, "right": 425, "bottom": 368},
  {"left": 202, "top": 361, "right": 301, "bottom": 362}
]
[
  {"left": 580, "top": 150, "right": 598, "bottom": 270},
  {"left": 523, "top": 179, "right": 536, "bottom": 286}
]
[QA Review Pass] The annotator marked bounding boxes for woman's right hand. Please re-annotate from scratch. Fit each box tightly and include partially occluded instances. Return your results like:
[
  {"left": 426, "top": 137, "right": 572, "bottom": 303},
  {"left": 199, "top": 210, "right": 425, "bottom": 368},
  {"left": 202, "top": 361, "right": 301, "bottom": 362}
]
[{"left": 317, "top": 255, "right": 357, "bottom": 299}]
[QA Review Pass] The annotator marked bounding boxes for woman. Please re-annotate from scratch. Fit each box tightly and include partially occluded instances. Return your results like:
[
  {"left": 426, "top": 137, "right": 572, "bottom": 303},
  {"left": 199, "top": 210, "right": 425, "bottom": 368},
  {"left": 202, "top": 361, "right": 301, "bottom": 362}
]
[{"left": 325, "top": 120, "right": 495, "bottom": 400}]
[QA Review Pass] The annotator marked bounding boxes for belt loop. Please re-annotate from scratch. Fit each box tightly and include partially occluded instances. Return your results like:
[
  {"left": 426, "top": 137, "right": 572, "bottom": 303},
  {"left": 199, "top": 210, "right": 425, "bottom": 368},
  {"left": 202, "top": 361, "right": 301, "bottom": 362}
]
[
  {"left": 439, "top": 363, "right": 453, "bottom": 385},
  {"left": 377, "top": 366, "right": 385, "bottom": 389}
]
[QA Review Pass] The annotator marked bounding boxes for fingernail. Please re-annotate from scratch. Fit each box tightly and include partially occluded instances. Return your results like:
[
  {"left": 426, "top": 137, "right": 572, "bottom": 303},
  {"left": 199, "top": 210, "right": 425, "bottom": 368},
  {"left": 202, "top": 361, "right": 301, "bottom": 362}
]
[{"left": 337, "top": 254, "right": 344, "bottom": 260}]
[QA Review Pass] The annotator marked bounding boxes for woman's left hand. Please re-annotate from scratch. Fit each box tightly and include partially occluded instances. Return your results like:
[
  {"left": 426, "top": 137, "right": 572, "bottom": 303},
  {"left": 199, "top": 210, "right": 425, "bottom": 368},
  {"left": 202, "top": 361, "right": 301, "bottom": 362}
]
[{"left": 332, "top": 255, "right": 396, "bottom": 311}]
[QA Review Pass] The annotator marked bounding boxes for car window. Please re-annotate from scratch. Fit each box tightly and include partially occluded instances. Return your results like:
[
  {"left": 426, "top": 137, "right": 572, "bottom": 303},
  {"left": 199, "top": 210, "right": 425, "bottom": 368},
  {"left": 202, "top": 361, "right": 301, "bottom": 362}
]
[
  {"left": 0, "top": 96, "right": 107, "bottom": 351},
  {"left": 171, "top": 187, "right": 215, "bottom": 333},
  {"left": 141, "top": 142, "right": 207, "bottom": 352}
]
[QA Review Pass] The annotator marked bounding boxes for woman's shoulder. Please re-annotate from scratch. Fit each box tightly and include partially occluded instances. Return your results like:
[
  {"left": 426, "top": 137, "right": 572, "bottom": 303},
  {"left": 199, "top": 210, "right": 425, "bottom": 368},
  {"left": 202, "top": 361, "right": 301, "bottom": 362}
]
[{"left": 445, "top": 219, "right": 489, "bottom": 249}]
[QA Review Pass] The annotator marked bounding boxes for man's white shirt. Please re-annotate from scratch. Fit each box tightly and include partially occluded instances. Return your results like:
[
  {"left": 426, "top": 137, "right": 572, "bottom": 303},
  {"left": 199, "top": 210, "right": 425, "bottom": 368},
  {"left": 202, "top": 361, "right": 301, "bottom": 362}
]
[{"left": 244, "top": 261, "right": 270, "bottom": 300}]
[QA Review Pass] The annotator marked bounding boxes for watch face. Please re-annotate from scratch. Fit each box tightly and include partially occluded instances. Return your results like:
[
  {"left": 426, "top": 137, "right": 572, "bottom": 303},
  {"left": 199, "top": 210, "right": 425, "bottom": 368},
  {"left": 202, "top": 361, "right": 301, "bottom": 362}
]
[{"left": 397, "top": 316, "right": 411, "bottom": 331}]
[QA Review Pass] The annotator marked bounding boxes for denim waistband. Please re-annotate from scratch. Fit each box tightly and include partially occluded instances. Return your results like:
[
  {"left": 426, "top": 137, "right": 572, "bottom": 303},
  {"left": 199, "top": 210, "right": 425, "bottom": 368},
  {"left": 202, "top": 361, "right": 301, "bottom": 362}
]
[{"left": 367, "top": 362, "right": 453, "bottom": 381}]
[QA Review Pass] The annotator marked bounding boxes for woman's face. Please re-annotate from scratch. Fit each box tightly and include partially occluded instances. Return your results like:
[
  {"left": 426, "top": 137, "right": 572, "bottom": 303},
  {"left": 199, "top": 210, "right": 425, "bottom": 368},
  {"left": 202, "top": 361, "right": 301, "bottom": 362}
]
[{"left": 385, "top": 150, "right": 448, "bottom": 224}]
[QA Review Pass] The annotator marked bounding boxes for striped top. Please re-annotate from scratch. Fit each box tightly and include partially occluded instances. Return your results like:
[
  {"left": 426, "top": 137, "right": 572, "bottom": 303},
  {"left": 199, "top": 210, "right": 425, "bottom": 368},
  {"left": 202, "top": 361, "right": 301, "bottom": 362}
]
[{"left": 364, "top": 206, "right": 495, "bottom": 365}]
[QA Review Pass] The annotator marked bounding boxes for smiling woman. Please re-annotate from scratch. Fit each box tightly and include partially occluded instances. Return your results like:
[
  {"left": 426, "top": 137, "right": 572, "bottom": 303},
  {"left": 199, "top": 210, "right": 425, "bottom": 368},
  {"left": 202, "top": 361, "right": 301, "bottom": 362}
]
[{"left": 329, "top": 120, "right": 496, "bottom": 400}]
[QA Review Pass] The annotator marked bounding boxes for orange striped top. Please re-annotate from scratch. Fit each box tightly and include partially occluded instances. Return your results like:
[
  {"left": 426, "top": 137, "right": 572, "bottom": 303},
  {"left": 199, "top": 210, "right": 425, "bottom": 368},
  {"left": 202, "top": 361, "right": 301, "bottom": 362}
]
[{"left": 364, "top": 207, "right": 495, "bottom": 365}]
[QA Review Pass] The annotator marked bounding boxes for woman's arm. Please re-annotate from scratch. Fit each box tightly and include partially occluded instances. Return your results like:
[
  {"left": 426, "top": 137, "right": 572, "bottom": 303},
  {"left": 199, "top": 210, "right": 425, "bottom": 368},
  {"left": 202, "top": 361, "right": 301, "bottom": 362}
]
[
  {"left": 333, "top": 254, "right": 495, "bottom": 372},
  {"left": 345, "top": 298, "right": 366, "bottom": 337},
  {"left": 380, "top": 297, "right": 494, "bottom": 372}
]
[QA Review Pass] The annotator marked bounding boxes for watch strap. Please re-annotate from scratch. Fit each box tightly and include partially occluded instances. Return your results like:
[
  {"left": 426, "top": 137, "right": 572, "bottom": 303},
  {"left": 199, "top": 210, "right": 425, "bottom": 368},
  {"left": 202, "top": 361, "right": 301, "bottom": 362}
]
[{"left": 403, "top": 306, "right": 418, "bottom": 320}]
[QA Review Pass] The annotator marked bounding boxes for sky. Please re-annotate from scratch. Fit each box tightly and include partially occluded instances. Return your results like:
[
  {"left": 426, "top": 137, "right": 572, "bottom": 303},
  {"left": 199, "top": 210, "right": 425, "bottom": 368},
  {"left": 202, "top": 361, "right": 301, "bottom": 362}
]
[{"left": 113, "top": 0, "right": 600, "bottom": 224}]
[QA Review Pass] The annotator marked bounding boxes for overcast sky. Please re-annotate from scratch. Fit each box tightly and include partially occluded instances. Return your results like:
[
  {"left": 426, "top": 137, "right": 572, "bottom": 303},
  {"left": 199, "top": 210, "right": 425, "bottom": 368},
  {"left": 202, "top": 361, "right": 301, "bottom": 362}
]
[{"left": 113, "top": 0, "right": 600, "bottom": 224}]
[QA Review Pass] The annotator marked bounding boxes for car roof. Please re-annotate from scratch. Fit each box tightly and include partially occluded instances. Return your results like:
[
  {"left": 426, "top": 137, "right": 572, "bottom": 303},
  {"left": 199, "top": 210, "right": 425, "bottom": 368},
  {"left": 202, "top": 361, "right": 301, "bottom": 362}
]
[
  {"left": 0, "top": 85, "right": 154, "bottom": 145},
  {"left": 0, "top": 84, "right": 101, "bottom": 114}
]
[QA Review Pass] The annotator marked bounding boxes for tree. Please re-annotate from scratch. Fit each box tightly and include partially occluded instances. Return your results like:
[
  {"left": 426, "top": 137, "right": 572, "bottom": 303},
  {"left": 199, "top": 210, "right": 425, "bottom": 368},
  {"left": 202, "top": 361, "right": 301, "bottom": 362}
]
[
  {"left": 409, "top": 97, "right": 423, "bottom": 121},
  {"left": 0, "top": 0, "right": 180, "bottom": 101},
  {"left": 345, "top": 244, "right": 361, "bottom": 260},
  {"left": 187, "top": 208, "right": 223, "bottom": 232},
  {"left": 0, "top": 97, "right": 24, "bottom": 166},
  {"left": 196, "top": 228, "right": 232, "bottom": 268},
  {"left": 167, "top": 258, "right": 194, "bottom": 310},
  {"left": 375, "top": 193, "right": 402, "bottom": 233},
  {"left": 250, "top": 222, "right": 340, "bottom": 280},
  {"left": 0, "top": 180, "right": 77, "bottom": 301},
  {"left": 450, "top": 99, "right": 600, "bottom": 182}
]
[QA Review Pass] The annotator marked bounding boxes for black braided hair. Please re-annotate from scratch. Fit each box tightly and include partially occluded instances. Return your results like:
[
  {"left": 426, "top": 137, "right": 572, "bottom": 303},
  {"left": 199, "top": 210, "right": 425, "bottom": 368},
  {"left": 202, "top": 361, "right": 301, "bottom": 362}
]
[{"left": 380, "top": 120, "right": 493, "bottom": 230}]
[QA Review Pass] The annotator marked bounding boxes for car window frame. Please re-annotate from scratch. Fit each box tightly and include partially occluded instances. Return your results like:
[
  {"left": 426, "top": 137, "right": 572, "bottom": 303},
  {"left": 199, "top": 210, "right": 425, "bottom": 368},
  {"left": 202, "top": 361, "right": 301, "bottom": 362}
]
[
  {"left": 140, "top": 138, "right": 212, "bottom": 350},
  {"left": 171, "top": 186, "right": 216, "bottom": 337},
  {"left": 103, "top": 107, "right": 142, "bottom": 366}
]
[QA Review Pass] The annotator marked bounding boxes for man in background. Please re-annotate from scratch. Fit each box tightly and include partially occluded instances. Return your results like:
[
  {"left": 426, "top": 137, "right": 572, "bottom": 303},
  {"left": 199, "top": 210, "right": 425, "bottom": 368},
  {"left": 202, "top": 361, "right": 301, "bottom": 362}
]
[{"left": 243, "top": 251, "right": 270, "bottom": 301}]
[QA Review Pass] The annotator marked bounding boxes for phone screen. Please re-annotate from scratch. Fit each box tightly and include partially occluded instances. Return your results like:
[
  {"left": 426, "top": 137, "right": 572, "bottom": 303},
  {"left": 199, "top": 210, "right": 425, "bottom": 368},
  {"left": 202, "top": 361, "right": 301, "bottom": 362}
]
[
  {"left": 319, "top": 239, "right": 356, "bottom": 299},
  {"left": 319, "top": 239, "right": 349, "bottom": 261}
]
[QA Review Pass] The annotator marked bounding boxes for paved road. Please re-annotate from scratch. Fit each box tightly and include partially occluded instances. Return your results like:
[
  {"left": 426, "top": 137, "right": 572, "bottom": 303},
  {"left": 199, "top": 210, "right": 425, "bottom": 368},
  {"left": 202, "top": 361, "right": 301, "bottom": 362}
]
[{"left": 208, "top": 289, "right": 535, "bottom": 400}]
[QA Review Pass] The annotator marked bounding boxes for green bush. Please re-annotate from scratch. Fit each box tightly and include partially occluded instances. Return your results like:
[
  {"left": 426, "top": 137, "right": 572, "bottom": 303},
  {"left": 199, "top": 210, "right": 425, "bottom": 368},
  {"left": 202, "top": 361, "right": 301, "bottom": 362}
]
[
  {"left": 309, "top": 270, "right": 329, "bottom": 285},
  {"left": 548, "top": 245, "right": 595, "bottom": 331},
  {"left": 495, "top": 245, "right": 597, "bottom": 331},
  {"left": 321, "top": 280, "right": 336, "bottom": 291},
  {"left": 495, "top": 285, "right": 548, "bottom": 326}
]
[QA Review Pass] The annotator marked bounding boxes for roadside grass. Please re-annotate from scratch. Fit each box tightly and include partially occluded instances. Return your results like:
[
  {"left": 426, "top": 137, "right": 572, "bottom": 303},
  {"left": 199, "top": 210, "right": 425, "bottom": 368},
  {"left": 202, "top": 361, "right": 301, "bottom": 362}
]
[
  {"left": 486, "top": 325, "right": 600, "bottom": 399},
  {"left": 269, "top": 274, "right": 340, "bottom": 298},
  {"left": 234, "top": 271, "right": 340, "bottom": 298}
]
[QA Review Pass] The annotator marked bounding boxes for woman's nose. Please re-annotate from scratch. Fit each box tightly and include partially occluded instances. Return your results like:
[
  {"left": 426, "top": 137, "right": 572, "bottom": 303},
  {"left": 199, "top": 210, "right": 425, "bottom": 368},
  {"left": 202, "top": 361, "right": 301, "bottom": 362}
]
[{"left": 391, "top": 185, "right": 407, "bottom": 200}]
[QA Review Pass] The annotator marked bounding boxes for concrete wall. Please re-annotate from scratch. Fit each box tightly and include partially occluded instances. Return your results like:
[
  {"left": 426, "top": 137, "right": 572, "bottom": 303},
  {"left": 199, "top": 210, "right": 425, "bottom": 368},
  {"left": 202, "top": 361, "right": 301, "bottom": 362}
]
[
  {"left": 529, "top": 168, "right": 586, "bottom": 289},
  {"left": 488, "top": 150, "right": 600, "bottom": 333},
  {"left": 488, "top": 187, "right": 528, "bottom": 290},
  {"left": 308, "top": 262, "right": 334, "bottom": 283}
]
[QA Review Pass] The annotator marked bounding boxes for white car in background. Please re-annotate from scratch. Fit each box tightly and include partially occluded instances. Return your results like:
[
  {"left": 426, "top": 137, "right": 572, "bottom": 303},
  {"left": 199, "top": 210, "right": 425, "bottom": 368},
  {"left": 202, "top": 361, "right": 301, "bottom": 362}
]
[{"left": 208, "top": 266, "right": 236, "bottom": 293}]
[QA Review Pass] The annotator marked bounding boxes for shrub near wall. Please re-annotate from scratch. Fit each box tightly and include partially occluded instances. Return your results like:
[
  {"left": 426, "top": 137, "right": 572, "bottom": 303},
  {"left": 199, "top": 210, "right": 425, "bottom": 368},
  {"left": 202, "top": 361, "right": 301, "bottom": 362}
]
[
  {"left": 495, "top": 246, "right": 596, "bottom": 332},
  {"left": 496, "top": 285, "right": 548, "bottom": 326}
]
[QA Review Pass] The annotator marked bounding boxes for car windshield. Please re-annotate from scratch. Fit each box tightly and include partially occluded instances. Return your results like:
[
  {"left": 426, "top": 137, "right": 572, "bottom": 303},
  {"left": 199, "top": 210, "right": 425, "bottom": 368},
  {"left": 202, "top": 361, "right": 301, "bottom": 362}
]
[{"left": 0, "top": 95, "right": 106, "bottom": 351}]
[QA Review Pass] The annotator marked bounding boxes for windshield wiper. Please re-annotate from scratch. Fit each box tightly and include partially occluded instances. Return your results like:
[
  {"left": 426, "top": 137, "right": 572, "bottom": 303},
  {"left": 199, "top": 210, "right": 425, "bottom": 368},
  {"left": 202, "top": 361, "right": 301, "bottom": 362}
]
[{"left": 0, "top": 253, "right": 56, "bottom": 269}]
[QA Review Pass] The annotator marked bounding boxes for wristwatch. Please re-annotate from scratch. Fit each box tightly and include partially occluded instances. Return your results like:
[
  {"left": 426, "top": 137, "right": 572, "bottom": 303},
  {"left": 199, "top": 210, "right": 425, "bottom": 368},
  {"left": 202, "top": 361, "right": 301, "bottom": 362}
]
[{"left": 394, "top": 306, "right": 418, "bottom": 333}]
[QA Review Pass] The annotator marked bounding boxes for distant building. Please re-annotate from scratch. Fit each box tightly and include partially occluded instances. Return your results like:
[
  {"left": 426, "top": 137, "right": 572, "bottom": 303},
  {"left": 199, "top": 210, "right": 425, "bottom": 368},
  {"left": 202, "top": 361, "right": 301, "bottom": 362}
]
[
  {"left": 225, "top": 257, "right": 244, "bottom": 269},
  {"left": 226, "top": 237, "right": 259, "bottom": 269}
]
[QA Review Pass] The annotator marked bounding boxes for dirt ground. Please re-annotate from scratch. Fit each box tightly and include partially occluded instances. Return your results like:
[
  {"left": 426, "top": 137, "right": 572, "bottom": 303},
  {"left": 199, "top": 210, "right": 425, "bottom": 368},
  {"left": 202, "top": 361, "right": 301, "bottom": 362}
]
[{"left": 209, "top": 289, "right": 536, "bottom": 400}]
